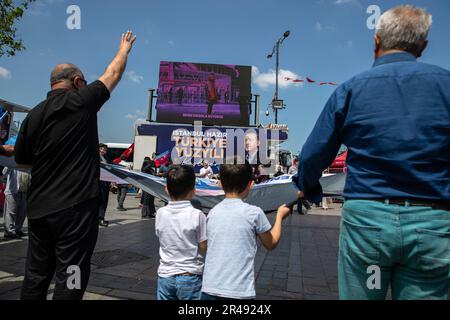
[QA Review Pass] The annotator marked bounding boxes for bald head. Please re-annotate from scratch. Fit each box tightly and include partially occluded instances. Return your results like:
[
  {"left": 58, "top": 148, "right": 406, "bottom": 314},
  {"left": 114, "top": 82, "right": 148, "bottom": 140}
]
[{"left": 50, "top": 63, "right": 84, "bottom": 89}]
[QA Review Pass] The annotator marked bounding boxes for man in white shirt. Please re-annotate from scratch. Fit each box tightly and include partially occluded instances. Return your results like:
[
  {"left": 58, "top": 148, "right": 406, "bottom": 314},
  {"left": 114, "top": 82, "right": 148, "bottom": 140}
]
[{"left": 198, "top": 161, "right": 215, "bottom": 179}]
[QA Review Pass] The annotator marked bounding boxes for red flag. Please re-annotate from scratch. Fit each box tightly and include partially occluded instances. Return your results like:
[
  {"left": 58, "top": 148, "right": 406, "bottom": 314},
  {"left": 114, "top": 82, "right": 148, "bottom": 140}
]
[
  {"left": 319, "top": 82, "right": 327, "bottom": 85},
  {"left": 293, "top": 79, "right": 304, "bottom": 83},
  {"left": 154, "top": 150, "right": 170, "bottom": 168},
  {"left": 327, "top": 82, "right": 338, "bottom": 86},
  {"left": 113, "top": 143, "right": 134, "bottom": 164},
  {"left": 306, "top": 77, "right": 316, "bottom": 83}
]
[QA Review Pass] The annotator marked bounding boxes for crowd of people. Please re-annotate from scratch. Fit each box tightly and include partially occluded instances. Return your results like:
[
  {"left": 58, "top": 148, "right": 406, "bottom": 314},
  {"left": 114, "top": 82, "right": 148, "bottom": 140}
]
[{"left": 0, "top": 4, "right": 448, "bottom": 301}]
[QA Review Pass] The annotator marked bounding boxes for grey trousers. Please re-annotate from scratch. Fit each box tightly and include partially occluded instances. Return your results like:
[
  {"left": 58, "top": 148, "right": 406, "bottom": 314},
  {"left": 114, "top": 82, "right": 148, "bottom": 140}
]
[
  {"left": 116, "top": 185, "right": 128, "bottom": 208},
  {"left": 3, "top": 192, "right": 27, "bottom": 234}
]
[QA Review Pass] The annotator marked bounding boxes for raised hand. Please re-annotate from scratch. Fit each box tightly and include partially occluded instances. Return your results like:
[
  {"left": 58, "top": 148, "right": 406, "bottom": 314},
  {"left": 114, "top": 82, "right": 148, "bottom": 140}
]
[{"left": 119, "top": 30, "right": 137, "bottom": 54}]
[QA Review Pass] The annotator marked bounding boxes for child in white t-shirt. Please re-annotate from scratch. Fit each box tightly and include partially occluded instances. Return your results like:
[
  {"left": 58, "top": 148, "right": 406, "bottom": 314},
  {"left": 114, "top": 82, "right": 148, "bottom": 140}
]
[{"left": 155, "top": 165, "right": 207, "bottom": 300}]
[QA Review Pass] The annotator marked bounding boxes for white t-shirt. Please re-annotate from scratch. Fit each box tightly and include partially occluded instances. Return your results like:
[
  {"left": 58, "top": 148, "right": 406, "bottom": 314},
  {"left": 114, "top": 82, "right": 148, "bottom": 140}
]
[
  {"left": 155, "top": 201, "right": 207, "bottom": 277},
  {"left": 200, "top": 166, "right": 214, "bottom": 179}
]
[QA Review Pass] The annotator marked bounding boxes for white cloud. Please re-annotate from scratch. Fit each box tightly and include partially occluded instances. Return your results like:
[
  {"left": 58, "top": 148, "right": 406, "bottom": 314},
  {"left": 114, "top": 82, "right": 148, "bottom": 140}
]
[
  {"left": 334, "top": 0, "right": 362, "bottom": 8},
  {"left": 315, "top": 22, "right": 335, "bottom": 32},
  {"left": 125, "top": 110, "right": 147, "bottom": 124},
  {"left": 134, "top": 118, "right": 147, "bottom": 126},
  {"left": 27, "top": 0, "right": 65, "bottom": 16},
  {"left": 0, "top": 66, "right": 12, "bottom": 80},
  {"left": 316, "top": 22, "right": 323, "bottom": 32},
  {"left": 135, "top": 109, "right": 146, "bottom": 116},
  {"left": 252, "top": 66, "right": 303, "bottom": 90},
  {"left": 125, "top": 71, "right": 144, "bottom": 84}
]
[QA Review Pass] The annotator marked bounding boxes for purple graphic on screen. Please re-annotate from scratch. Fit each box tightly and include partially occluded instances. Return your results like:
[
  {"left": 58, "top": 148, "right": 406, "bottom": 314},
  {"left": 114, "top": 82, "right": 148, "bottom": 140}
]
[{"left": 156, "top": 61, "right": 252, "bottom": 127}]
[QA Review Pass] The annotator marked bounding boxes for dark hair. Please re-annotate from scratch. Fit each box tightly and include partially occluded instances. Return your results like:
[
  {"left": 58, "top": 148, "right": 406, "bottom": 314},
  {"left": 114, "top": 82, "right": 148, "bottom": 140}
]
[
  {"left": 99, "top": 143, "right": 107, "bottom": 149},
  {"left": 220, "top": 158, "right": 253, "bottom": 194},
  {"left": 167, "top": 165, "right": 196, "bottom": 199}
]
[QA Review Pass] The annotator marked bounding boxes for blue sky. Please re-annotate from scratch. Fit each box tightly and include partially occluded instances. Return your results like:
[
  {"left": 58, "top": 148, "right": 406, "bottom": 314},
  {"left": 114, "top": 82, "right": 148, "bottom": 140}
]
[{"left": 1, "top": 0, "right": 449, "bottom": 153}]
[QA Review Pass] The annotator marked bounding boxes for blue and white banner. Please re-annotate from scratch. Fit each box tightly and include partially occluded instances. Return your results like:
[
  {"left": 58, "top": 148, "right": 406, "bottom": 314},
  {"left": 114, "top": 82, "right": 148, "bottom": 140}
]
[{"left": 101, "top": 164, "right": 345, "bottom": 212}]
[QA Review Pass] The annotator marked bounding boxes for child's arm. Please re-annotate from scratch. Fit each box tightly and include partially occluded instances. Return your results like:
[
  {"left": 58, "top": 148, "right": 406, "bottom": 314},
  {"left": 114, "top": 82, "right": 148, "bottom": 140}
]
[
  {"left": 258, "top": 205, "right": 291, "bottom": 251},
  {"left": 197, "top": 212, "right": 208, "bottom": 253},
  {"left": 199, "top": 240, "right": 207, "bottom": 253}
]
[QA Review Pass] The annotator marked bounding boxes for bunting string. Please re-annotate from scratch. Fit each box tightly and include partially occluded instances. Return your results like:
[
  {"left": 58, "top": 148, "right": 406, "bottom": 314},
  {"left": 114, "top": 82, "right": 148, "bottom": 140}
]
[{"left": 284, "top": 77, "right": 338, "bottom": 86}]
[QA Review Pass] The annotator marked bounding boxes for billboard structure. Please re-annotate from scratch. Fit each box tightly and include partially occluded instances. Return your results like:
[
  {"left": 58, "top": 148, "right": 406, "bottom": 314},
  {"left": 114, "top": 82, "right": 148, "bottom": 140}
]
[
  {"left": 156, "top": 61, "right": 252, "bottom": 127},
  {"left": 134, "top": 123, "right": 288, "bottom": 174}
]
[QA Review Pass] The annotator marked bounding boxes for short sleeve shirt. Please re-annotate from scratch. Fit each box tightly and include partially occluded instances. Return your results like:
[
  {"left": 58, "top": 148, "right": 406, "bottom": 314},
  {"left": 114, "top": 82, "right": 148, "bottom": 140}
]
[
  {"left": 201, "top": 198, "right": 272, "bottom": 299},
  {"left": 200, "top": 167, "right": 214, "bottom": 179},
  {"left": 15, "top": 80, "right": 110, "bottom": 219},
  {"left": 155, "top": 201, "right": 207, "bottom": 277}
]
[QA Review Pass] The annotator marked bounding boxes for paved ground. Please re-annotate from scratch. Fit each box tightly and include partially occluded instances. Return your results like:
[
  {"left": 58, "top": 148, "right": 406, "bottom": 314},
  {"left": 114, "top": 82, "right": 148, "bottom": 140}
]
[{"left": 0, "top": 193, "right": 342, "bottom": 300}]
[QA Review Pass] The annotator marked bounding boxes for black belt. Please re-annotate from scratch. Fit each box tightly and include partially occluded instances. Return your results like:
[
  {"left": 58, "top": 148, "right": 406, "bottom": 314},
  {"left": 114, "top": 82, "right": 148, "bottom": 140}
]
[{"left": 371, "top": 198, "right": 450, "bottom": 211}]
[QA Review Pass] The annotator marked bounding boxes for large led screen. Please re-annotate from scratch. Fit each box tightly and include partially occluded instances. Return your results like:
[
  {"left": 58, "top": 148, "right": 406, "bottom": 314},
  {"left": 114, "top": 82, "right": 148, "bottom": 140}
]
[{"left": 156, "top": 61, "right": 252, "bottom": 127}]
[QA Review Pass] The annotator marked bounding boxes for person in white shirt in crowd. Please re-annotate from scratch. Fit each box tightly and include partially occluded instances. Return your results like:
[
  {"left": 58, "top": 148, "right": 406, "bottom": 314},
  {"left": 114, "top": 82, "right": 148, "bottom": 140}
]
[
  {"left": 198, "top": 161, "right": 215, "bottom": 179},
  {"left": 2, "top": 167, "right": 30, "bottom": 239}
]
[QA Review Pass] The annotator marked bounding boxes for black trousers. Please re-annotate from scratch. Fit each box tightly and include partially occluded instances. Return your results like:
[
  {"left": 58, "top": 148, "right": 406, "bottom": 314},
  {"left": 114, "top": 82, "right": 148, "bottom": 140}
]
[
  {"left": 141, "top": 192, "right": 155, "bottom": 218},
  {"left": 20, "top": 198, "right": 99, "bottom": 300},
  {"left": 98, "top": 181, "right": 110, "bottom": 220}
]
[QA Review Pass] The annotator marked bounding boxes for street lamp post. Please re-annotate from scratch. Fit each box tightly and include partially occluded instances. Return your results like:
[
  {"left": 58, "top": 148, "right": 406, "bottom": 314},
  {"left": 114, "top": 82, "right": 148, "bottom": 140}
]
[{"left": 267, "top": 30, "right": 290, "bottom": 124}]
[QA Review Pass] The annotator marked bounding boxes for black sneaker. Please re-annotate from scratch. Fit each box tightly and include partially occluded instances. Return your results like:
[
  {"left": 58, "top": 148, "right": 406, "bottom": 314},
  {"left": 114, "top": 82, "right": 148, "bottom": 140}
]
[
  {"left": 99, "top": 220, "right": 109, "bottom": 227},
  {"left": 16, "top": 231, "right": 28, "bottom": 238},
  {"left": 4, "top": 233, "right": 21, "bottom": 240}
]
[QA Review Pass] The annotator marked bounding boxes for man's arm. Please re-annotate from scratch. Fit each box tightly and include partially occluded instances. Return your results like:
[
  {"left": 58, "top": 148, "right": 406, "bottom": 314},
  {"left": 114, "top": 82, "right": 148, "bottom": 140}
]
[
  {"left": 99, "top": 31, "right": 137, "bottom": 93},
  {"left": 199, "top": 240, "right": 207, "bottom": 253},
  {"left": 296, "top": 86, "right": 349, "bottom": 203},
  {"left": 15, "top": 117, "right": 34, "bottom": 168},
  {"left": 258, "top": 205, "right": 291, "bottom": 251}
]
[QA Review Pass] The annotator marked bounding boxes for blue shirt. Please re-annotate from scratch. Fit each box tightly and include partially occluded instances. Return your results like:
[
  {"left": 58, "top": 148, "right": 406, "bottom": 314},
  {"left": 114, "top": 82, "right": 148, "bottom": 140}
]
[
  {"left": 297, "top": 52, "right": 450, "bottom": 203},
  {"left": 202, "top": 198, "right": 271, "bottom": 299}
]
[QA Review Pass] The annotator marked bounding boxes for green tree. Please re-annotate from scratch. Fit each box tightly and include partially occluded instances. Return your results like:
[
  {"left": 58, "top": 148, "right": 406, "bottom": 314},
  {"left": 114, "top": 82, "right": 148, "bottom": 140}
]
[{"left": 0, "top": 0, "right": 35, "bottom": 57}]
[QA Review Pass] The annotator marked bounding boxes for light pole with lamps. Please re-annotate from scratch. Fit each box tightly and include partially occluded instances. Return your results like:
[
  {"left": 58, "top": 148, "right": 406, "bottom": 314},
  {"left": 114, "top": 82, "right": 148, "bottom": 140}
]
[{"left": 267, "top": 30, "right": 290, "bottom": 124}]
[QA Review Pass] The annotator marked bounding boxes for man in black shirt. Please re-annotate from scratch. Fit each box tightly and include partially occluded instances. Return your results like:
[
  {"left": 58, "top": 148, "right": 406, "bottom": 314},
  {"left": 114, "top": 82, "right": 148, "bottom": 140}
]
[{"left": 15, "top": 31, "right": 137, "bottom": 300}]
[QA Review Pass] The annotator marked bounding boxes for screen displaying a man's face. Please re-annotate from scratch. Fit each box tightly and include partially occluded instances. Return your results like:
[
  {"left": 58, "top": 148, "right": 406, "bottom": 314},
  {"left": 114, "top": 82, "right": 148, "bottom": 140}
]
[{"left": 245, "top": 133, "right": 259, "bottom": 154}]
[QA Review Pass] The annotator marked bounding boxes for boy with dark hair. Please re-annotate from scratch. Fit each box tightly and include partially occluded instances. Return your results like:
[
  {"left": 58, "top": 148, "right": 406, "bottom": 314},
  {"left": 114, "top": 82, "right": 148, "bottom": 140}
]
[
  {"left": 201, "top": 159, "right": 291, "bottom": 300},
  {"left": 155, "top": 165, "right": 207, "bottom": 300}
]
